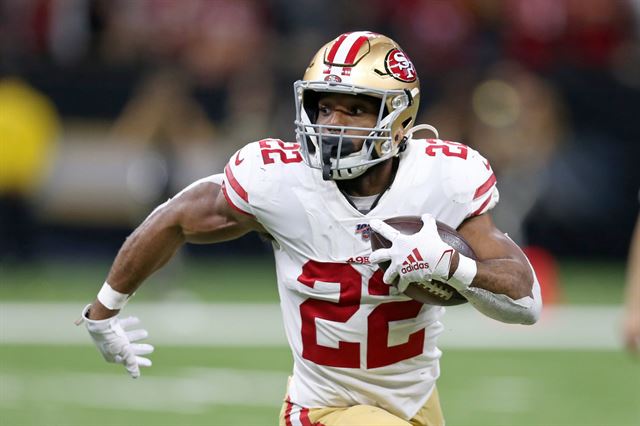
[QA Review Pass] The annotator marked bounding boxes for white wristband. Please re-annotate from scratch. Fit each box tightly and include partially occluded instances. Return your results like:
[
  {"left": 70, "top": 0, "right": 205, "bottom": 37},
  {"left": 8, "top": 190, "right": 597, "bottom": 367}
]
[
  {"left": 447, "top": 254, "right": 477, "bottom": 290},
  {"left": 97, "top": 282, "right": 132, "bottom": 310}
]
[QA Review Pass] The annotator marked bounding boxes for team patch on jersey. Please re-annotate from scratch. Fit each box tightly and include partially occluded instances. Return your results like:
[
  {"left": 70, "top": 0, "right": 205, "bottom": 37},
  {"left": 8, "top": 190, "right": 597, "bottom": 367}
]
[
  {"left": 346, "top": 256, "right": 370, "bottom": 264},
  {"left": 355, "top": 223, "right": 371, "bottom": 240},
  {"left": 385, "top": 48, "right": 417, "bottom": 82}
]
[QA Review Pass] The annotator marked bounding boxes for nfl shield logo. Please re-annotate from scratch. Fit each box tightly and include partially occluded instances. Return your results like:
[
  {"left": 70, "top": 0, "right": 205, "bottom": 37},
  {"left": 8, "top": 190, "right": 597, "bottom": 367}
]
[{"left": 355, "top": 224, "right": 371, "bottom": 241}]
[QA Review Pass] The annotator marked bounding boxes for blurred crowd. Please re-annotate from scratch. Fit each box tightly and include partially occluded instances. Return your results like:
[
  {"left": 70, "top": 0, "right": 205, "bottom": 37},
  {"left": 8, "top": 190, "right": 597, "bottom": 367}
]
[{"left": 1, "top": 0, "right": 639, "bottom": 261}]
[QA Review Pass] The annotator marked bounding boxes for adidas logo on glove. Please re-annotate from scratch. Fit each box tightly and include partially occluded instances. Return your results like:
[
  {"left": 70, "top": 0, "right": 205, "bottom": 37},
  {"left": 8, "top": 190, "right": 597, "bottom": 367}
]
[{"left": 400, "top": 248, "right": 430, "bottom": 275}]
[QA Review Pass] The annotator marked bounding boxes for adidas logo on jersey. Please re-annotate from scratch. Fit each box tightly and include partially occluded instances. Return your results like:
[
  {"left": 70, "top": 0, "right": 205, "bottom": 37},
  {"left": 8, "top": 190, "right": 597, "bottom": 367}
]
[{"left": 401, "top": 248, "right": 430, "bottom": 274}]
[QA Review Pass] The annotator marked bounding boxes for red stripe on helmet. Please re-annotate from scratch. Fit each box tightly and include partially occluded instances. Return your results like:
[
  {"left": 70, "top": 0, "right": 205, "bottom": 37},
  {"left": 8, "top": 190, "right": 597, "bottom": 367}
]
[
  {"left": 326, "top": 33, "right": 350, "bottom": 63},
  {"left": 343, "top": 35, "right": 368, "bottom": 65}
]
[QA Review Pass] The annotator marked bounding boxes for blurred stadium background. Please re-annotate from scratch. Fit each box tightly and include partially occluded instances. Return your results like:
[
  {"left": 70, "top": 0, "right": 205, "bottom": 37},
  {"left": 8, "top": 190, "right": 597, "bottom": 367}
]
[{"left": 1, "top": 0, "right": 639, "bottom": 425}]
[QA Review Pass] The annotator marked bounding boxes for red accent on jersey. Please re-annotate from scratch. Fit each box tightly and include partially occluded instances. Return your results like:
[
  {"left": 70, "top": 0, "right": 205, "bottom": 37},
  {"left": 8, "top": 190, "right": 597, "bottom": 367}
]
[
  {"left": 471, "top": 194, "right": 493, "bottom": 216},
  {"left": 234, "top": 151, "right": 244, "bottom": 166},
  {"left": 367, "top": 269, "right": 390, "bottom": 296},
  {"left": 367, "top": 300, "right": 425, "bottom": 368},
  {"left": 424, "top": 139, "right": 468, "bottom": 159},
  {"left": 326, "top": 33, "right": 349, "bottom": 63},
  {"left": 343, "top": 35, "right": 368, "bottom": 65},
  {"left": 221, "top": 182, "right": 254, "bottom": 217},
  {"left": 407, "top": 254, "right": 416, "bottom": 264},
  {"left": 474, "top": 173, "right": 496, "bottom": 200},
  {"left": 259, "top": 139, "right": 303, "bottom": 165},
  {"left": 298, "top": 262, "right": 361, "bottom": 368},
  {"left": 299, "top": 262, "right": 427, "bottom": 369},
  {"left": 224, "top": 163, "right": 248, "bottom": 202}
]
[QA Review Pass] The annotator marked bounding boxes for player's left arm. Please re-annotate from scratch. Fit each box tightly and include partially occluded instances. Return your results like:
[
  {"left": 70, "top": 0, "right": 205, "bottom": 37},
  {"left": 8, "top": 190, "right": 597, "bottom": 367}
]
[
  {"left": 370, "top": 142, "right": 541, "bottom": 324},
  {"left": 370, "top": 212, "right": 542, "bottom": 325},
  {"left": 457, "top": 213, "right": 533, "bottom": 300},
  {"left": 452, "top": 212, "right": 542, "bottom": 325}
]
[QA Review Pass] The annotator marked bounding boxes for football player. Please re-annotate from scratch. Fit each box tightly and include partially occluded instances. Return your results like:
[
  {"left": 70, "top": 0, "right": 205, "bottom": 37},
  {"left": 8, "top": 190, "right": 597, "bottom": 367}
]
[
  {"left": 623, "top": 210, "right": 640, "bottom": 355},
  {"left": 79, "top": 32, "right": 542, "bottom": 426}
]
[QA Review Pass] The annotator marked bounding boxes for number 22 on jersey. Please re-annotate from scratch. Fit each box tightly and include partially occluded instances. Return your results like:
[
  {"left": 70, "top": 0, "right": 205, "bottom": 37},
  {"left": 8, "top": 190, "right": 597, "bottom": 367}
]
[
  {"left": 259, "top": 139, "right": 303, "bottom": 164},
  {"left": 298, "top": 260, "right": 425, "bottom": 369}
]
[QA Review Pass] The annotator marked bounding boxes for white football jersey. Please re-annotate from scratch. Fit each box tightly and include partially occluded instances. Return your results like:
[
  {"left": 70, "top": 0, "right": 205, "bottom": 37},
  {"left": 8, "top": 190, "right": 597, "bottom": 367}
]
[{"left": 222, "top": 137, "right": 498, "bottom": 420}]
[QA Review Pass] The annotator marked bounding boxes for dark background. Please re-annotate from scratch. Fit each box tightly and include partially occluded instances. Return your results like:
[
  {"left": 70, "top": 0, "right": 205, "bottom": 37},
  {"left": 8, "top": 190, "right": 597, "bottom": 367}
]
[{"left": 1, "top": 0, "right": 639, "bottom": 263}]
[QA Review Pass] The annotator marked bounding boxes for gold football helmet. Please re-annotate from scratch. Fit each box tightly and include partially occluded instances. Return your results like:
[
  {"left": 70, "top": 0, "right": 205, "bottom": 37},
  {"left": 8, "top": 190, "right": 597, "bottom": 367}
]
[{"left": 294, "top": 31, "right": 421, "bottom": 180}]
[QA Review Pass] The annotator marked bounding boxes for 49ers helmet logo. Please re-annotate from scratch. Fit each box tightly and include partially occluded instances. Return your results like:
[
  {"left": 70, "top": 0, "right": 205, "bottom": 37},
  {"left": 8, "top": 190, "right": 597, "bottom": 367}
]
[{"left": 385, "top": 48, "right": 417, "bottom": 83}]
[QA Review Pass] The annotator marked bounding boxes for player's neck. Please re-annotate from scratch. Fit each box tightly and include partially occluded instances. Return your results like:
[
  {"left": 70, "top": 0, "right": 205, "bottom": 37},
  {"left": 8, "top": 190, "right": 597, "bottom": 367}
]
[{"left": 337, "top": 158, "right": 396, "bottom": 197}]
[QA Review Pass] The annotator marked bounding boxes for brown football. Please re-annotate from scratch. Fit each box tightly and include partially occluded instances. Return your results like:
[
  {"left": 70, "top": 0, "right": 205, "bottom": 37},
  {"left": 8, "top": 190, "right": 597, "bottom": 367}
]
[{"left": 370, "top": 216, "right": 476, "bottom": 306}]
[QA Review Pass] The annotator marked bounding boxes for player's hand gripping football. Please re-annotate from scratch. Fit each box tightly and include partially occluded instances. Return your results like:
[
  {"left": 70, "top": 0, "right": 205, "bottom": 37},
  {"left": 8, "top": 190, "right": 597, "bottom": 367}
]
[
  {"left": 77, "top": 304, "right": 154, "bottom": 378},
  {"left": 369, "top": 213, "right": 456, "bottom": 292}
]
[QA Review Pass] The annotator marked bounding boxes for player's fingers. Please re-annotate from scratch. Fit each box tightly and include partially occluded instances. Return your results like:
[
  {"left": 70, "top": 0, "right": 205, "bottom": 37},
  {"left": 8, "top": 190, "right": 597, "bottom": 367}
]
[
  {"left": 130, "top": 343, "right": 154, "bottom": 356},
  {"left": 383, "top": 267, "right": 399, "bottom": 285},
  {"left": 369, "top": 219, "right": 400, "bottom": 241},
  {"left": 127, "top": 366, "right": 140, "bottom": 378},
  {"left": 420, "top": 213, "right": 436, "bottom": 231},
  {"left": 135, "top": 356, "right": 152, "bottom": 368},
  {"left": 369, "top": 248, "right": 392, "bottom": 264},
  {"left": 126, "top": 328, "right": 149, "bottom": 342},
  {"left": 115, "top": 348, "right": 140, "bottom": 378},
  {"left": 119, "top": 316, "right": 140, "bottom": 329}
]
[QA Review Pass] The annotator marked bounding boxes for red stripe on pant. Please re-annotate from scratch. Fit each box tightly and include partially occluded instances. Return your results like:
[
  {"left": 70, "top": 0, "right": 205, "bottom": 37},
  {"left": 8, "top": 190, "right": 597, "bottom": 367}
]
[
  {"left": 300, "top": 408, "right": 313, "bottom": 426},
  {"left": 284, "top": 398, "right": 294, "bottom": 426}
]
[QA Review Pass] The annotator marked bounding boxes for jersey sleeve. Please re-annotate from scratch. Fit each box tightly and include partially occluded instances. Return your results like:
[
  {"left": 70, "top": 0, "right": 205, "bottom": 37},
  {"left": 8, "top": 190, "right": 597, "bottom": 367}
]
[
  {"left": 466, "top": 149, "right": 499, "bottom": 218},
  {"left": 440, "top": 145, "right": 499, "bottom": 219},
  {"left": 221, "top": 142, "right": 262, "bottom": 217}
]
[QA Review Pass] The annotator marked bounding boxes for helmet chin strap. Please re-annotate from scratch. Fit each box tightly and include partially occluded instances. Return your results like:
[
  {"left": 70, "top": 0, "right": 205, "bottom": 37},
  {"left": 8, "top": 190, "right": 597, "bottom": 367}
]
[{"left": 321, "top": 135, "right": 357, "bottom": 180}]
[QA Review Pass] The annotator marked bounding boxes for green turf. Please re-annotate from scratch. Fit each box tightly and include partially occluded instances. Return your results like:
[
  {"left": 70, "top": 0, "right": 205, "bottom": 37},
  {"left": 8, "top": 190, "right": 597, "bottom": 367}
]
[
  {"left": 0, "top": 257, "right": 280, "bottom": 303},
  {"left": 1, "top": 259, "right": 635, "bottom": 425},
  {"left": 1, "top": 345, "right": 638, "bottom": 426},
  {"left": 558, "top": 260, "right": 626, "bottom": 305},
  {"left": 440, "top": 349, "right": 640, "bottom": 426},
  {"left": 0, "top": 257, "right": 626, "bottom": 304}
]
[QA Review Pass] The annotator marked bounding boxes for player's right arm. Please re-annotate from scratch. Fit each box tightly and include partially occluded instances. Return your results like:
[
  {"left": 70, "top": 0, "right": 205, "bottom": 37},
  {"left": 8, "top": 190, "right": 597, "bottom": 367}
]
[
  {"left": 86, "top": 178, "right": 263, "bottom": 320},
  {"left": 79, "top": 162, "right": 265, "bottom": 378}
]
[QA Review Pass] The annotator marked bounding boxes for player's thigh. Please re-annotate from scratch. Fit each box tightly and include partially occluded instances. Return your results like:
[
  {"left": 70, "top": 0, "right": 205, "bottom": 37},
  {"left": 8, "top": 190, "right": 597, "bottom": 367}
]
[
  {"left": 410, "top": 387, "right": 444, "bottom": 426},
  {"left": 280, "top": 387, "right": 443, "bottom": 426},
  {"left": 279, "top": 401, "right": 410, "bottom": 426},
  {"left": 309, "top": 405, "right": 412, "bottom": 426}
]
